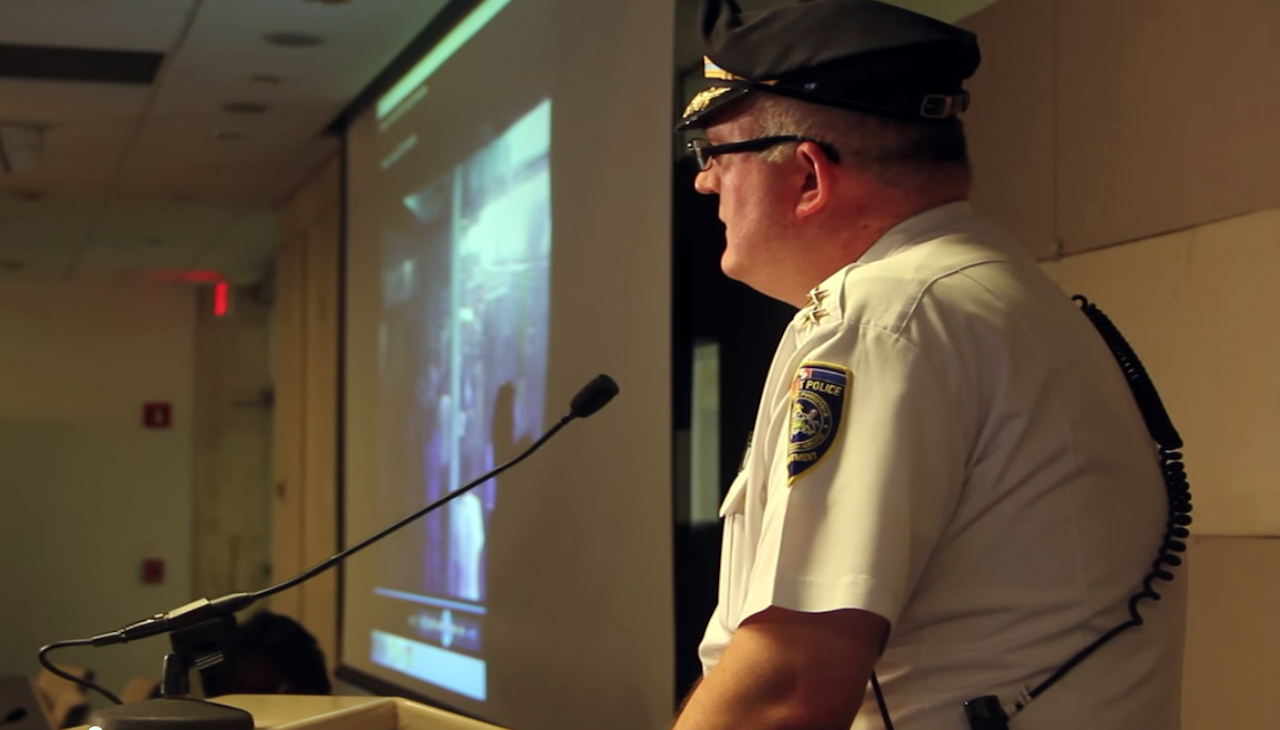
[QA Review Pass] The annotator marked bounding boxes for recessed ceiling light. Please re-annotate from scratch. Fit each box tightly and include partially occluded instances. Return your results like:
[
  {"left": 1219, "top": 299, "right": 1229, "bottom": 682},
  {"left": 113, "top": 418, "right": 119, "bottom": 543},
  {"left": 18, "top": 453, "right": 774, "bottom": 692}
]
[
  {"left": 250, "top": 74, "right": 285, "bottom": 85},
  {"left": 264, "top": 31, "right": 325, "bottom": 47},
  {"left": 211, "top": 129, "right": 244, "bottom": 141},
  {"left": 222, "top": 101, "right": 271, "bottom": 114}
]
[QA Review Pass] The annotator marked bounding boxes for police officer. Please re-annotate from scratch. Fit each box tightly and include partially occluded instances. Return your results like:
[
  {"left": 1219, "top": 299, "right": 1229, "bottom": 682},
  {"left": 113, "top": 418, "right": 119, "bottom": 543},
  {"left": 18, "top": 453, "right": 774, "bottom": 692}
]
[{"left": 672, "top": 1, "right": 1186, "bottom": 728}]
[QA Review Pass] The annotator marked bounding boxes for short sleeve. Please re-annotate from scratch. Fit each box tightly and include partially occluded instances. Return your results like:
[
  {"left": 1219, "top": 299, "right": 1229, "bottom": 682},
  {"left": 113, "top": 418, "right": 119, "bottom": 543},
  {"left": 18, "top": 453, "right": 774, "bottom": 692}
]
[{"left": 739, "top": 323, "right": 972, "bottom": 627}]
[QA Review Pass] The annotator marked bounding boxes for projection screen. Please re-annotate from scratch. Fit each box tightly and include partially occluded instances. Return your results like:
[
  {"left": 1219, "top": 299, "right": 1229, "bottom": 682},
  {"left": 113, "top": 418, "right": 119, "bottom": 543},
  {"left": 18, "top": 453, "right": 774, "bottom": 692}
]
[{"left": 340, "top": 0, "right": 674, "bottom": 727}]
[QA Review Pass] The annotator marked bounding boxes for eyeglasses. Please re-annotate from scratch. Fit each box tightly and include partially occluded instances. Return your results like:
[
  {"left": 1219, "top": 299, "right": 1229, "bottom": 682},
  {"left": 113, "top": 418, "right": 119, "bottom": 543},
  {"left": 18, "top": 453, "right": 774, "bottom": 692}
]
[{"left": 686, "top": 135, "right": 841, "bottom": 171}]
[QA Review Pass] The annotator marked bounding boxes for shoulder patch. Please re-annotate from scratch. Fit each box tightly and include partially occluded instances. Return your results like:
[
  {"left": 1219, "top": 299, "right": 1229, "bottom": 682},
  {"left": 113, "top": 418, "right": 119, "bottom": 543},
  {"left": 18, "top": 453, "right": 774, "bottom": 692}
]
[{"left": 788, "top": 362, "right": 849, "bottom": 484}]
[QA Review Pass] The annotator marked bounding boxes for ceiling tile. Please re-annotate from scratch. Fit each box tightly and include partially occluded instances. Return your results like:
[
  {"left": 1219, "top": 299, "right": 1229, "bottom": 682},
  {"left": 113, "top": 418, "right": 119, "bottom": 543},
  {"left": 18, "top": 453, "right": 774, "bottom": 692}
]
[
  {"left": 0, "top": 196, "right": 98, "bottom": 254},
  {"left": 108, "top": 116, "right": 329, "bottom": 208},
  {"left": 161, "top": 0, "right": 450, "bottom": 107},
  {"left": 121, "top": 114, "right": 323, "bottom": 167},
  {"left": 192, "top": 208, "right": 278, "bottom": 283},
  {"left": 0, "top": 0, "right": 456, "bottom": 281},
  {"left": 71, "top": 199, "right": 249, "bottom": 279},
  {"left": 259, "top": 138, "right": 340, "bottom": 208},
  {"left": 0, "top": 0, "right": 195, "bottom": 52},
  {"left": 82, "top": 200, "right": 243, "bottom": 250},
  {"left": 77, "top": 240, "right": 206, "bottom": 272},
  {"left": 0, "top": 78, "right": 151, "bottom": 124},
  {"left": 0, "top": 256, "right": 71, "bottom": 281},
  {"left": 0, "top": 120, "right": 136, "bottom": 193}
]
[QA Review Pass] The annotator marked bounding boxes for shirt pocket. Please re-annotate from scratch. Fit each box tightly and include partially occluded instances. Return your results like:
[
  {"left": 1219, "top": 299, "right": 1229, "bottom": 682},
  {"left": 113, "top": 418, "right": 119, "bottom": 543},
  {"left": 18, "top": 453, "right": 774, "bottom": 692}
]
[
  {"left": 717, "top": 471, "right": 750, "bottom": 618},
  {"left": 719, "top": 469, "right": 749, "bottom": 518}
]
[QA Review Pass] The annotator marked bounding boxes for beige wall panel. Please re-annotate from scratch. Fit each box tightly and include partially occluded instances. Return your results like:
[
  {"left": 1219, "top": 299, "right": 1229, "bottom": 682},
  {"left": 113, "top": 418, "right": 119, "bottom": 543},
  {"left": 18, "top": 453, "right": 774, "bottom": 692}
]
[
  {"left": 301, "top": 205, "right": 342, "bottom": 673},
  {"left": 312, "top": 158, "right": 343, "bottom": 215},
  {"left": 279, "top": 196, "right": 311, "bottom": 243},
  {"left": 271, "top": 238, "right": 308, "bottom": 620},
  {"left": 192, "top": 290, "right": 274, "bottom": 601},
  {"left": 1042, "top": 207, "right": 1280, "bottom": 536},
  {"left": 961, "top": 0, "right": 1056, "bottom": 260},
  {"left": 1056, "top": 0, "right": 1280, "bottom": 254},
  {"left": 272, "top": 151, "right": 341, "bottom": 672},
  {"left": 281, "top": 158, "right": 341, "bottom": 235},
  {"left": 281, "top": 174, "right": 325, "bottom": 238},
  {"left": 1183, "top": 536, "right": 1280, "bottom": 730}
]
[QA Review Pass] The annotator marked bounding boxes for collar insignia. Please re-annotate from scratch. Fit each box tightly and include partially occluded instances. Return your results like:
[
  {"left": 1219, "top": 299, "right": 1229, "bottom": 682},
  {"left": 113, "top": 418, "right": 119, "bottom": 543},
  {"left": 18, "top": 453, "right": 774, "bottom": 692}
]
[{"left": 800, "top": 287, "right": 830, "bottom": 328}]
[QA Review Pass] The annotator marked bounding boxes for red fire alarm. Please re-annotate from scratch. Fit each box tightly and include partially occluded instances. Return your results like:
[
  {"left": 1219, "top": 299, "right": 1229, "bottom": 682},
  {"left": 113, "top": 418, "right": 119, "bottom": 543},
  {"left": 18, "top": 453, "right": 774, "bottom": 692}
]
[{"left": 143, "top": 402, "right": 172, "bottom": 429}]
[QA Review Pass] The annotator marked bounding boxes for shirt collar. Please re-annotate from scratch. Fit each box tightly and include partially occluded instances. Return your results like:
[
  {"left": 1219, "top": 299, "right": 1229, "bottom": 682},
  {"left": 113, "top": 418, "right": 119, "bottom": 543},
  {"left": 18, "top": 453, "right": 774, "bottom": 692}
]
[
  {"left": 856, "top": 200, "right": 976, "bottom": 266},
  {"left": 803, "top": 200, "right": 977, "bottom": 301}
]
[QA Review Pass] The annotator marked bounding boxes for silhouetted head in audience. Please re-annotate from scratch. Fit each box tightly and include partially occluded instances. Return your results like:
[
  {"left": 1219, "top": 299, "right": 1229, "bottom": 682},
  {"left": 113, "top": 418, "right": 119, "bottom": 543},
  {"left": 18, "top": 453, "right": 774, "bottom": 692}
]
[{"left": 202, "top": 611, "right": 332, "bottom": 697}]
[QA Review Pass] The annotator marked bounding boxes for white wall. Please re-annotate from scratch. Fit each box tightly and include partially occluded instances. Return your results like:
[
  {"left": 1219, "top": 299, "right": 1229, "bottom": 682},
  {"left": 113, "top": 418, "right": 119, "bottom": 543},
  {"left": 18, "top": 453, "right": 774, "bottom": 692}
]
[
  {"left": 1042, "top": 207, "right": 1280, "bottom": 537},
  {"left": 0, "top": 280, "right": 196, "bottom": 699},
  {"left": 1041, "top": 207, "right": 1280, "bottom": 729},
  {"left": 962, "top": 0, "right": 1280, "bottom": 259}
]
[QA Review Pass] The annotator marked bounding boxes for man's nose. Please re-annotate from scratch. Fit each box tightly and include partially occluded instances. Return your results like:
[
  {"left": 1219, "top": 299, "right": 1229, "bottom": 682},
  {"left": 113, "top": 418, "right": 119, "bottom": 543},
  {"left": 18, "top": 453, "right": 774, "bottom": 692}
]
[{"left": 693, "top": 167, "right": 718, "bottom": 195}]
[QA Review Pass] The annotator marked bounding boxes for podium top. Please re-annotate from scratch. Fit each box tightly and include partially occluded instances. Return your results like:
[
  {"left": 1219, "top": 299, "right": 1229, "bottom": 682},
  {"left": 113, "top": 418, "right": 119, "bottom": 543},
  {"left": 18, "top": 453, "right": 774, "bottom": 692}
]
[{"left": 70, "top": 695, "right": 508, "bottom": 730}]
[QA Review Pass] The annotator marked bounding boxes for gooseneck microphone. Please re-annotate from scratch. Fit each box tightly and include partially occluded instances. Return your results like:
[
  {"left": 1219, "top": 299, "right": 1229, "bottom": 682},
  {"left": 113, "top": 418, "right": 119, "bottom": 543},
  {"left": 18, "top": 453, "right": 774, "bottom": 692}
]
[
  {"left": 40, "top": 374, "right": 620, "bottom": 730},
  {"left": 570, "top": 374, "right": 620, "bottom": 419}
]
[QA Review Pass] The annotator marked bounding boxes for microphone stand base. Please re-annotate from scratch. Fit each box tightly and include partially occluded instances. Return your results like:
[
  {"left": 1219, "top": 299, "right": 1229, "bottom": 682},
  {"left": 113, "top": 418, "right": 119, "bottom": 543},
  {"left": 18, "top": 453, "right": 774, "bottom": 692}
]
[{"left": 87, "top": 698, "right": 253, "bottom": 730}]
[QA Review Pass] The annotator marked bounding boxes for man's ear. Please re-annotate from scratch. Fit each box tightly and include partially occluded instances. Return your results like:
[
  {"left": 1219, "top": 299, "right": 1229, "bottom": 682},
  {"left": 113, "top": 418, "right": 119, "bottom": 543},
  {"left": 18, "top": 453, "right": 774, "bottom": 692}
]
[{"left": 794, "top": 141, "right": 835, "bottom": 219}]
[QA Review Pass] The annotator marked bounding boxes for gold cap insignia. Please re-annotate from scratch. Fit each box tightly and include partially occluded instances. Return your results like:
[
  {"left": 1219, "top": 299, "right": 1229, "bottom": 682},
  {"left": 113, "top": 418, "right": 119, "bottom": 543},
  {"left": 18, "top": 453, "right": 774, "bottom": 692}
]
[{"left": 682, "top": 86, "right": 733, "bottom": 119}]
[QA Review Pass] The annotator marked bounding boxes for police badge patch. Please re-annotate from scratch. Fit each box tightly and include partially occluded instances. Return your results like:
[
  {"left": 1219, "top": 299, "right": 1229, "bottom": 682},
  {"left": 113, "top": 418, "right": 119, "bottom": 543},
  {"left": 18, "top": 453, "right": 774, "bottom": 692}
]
[{"left": 788, "top": 362, "right": 849, "bottom": 483}]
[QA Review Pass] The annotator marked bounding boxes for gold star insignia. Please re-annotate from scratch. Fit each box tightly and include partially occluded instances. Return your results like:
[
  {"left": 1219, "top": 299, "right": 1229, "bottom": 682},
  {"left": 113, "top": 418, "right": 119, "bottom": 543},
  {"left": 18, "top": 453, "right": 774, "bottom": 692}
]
[
  {"left": 805, "top": 288, "right": 829, "bottom": 309},
  {"left": 800, "top": 287, "right": 829, "bottom": 328},
  {"left": 802, "top": 306, "right": 828, "bottom": 328}
]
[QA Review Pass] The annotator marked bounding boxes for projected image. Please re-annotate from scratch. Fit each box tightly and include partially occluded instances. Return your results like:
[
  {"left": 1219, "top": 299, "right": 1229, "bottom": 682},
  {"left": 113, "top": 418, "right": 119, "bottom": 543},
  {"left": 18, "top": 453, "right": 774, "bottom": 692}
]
[{"left": 371, "top": 99, "right": 552, "bottom": 700}]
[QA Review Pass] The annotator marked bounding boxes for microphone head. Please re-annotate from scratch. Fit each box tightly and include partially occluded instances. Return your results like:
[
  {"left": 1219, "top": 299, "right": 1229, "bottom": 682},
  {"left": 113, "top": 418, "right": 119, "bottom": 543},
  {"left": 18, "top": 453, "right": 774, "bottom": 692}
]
[
  {"left": 3, "top": 708, "right": 27, "bottom": 724},
  {"left": 570, "top": 374, "right": 619, "bottom": 419}
]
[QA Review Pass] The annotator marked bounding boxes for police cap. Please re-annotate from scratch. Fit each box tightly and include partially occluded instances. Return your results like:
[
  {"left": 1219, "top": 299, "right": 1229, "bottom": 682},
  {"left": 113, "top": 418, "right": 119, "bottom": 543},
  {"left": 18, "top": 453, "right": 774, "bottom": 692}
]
[{"left": 678, "top": 0, "right": 981, "bottom": 131}]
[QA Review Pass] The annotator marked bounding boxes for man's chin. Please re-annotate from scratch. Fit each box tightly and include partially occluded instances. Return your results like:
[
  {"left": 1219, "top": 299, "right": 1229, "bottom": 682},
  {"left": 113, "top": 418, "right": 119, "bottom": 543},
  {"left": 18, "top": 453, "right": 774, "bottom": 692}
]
[
  {"left": 719, "top": 251, "right": 749, "bottom": 284},
  {"left": 720, "top": 255, "right": 798, "bottom": 306},
  {"left": 720, "top": 257, "right": 767, "bottom": 297}
]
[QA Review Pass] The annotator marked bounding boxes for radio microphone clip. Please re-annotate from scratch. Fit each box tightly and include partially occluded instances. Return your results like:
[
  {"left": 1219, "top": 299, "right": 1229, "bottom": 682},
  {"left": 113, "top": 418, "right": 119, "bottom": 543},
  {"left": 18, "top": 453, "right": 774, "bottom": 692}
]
[{"left": 964, "top": 695, "right": 1011, "bottom": 730}]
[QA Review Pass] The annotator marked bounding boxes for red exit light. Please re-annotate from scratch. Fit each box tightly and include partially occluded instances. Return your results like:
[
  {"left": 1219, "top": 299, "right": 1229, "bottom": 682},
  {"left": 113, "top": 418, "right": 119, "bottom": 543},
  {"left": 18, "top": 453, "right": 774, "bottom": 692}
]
[{"left": 214, "top": 281, "right": 229, "bottom": 317}]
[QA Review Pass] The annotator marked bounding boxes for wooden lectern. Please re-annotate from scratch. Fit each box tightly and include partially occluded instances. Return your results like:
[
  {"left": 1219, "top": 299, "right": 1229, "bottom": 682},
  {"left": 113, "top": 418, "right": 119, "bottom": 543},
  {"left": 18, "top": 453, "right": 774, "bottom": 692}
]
[{"left": 70, "top": 695, "right": 507, "bottom": 730}]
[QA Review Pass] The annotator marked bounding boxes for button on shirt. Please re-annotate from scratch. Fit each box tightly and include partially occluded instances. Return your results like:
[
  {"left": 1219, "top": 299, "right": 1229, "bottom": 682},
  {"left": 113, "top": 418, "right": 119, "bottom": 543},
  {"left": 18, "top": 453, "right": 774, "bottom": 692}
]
[{"left": 698, "top": 202, "right": 1185, "bottom": 729}]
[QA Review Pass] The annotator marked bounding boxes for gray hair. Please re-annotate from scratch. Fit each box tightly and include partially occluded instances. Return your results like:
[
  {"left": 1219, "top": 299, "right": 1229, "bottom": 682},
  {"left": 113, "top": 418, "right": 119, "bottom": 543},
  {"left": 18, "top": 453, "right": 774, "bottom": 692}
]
[{"left": 746, "top": 94, "right": 971, "bottom": 186}]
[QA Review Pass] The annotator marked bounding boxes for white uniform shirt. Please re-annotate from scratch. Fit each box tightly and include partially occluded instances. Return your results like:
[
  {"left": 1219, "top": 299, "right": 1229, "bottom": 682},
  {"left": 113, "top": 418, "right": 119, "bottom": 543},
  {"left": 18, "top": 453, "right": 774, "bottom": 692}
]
[{"left": 698, "top": 202, "right": 1185, "bottom": 730}]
